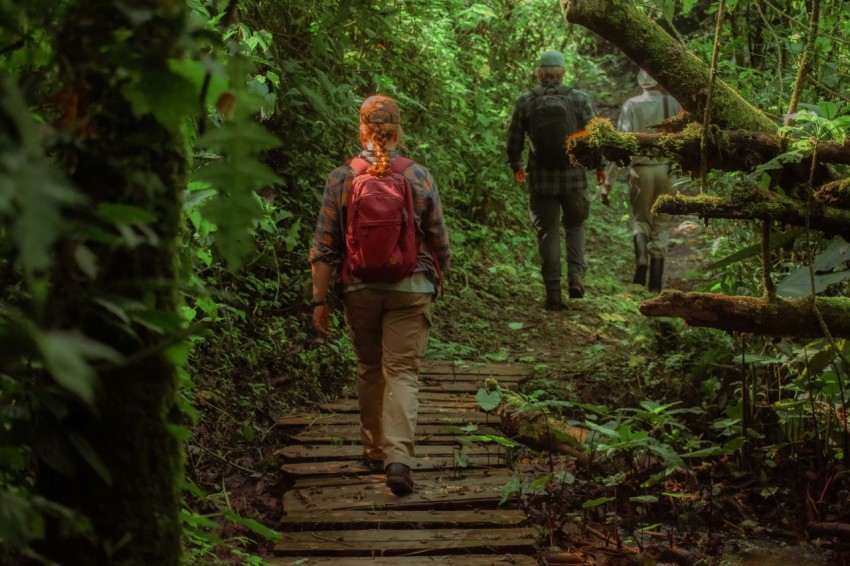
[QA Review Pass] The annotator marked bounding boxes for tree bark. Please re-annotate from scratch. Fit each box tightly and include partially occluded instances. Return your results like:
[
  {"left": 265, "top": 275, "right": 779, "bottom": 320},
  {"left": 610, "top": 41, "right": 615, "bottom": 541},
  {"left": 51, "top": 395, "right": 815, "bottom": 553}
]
[
  {"left": 639, "top": 291, "right": 850, "bottom": 337},
  {"left": 561, "top": 0, "right": 777, "bottom": 133},
  {"left": 36, "top": 2, "right": 187, "bottom": 564},
  {"left": 651, "top": 191, "right": 850, "bottom": 240}
]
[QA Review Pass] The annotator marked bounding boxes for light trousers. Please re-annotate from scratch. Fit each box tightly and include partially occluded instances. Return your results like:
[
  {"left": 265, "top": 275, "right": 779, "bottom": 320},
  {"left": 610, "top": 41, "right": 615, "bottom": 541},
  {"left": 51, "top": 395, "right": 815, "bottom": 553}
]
[
  {"left": 343, "top": 289, "right": 432, "bottom": 468},
  {"left": 628, "top": 163, "right": 674, "bottom": 258}
]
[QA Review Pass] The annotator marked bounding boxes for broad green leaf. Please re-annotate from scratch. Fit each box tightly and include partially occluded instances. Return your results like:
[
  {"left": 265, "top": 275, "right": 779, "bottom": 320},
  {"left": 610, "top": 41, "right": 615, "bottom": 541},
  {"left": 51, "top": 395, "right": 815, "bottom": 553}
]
[
  {"left": 196, "top": 121, "right": 281, "bottom": 154},
  {"left": 499, "top": 474, "right": 521, "bottom": 505},
  {"left": 529, "top": 474, "right": 552, "bottom": 490},
  {"left": 777, "top": 239, "right": 850, "bottom": 297},
  {"left": 582, "top": 496, "right": 615, "bottom": 509},
  {"left": 224, "top": 511, "right": 282, "bottom": 542},
  {"left": 96, "top": 203, "right": 156, "bottom": 225},
  {"left": 74, "top": 244, "right": 98, "bottom": 279},
  {"left": 68, "top": 432, "right": 112, "bottom": 486},
  {"left": 128, "top": 309, "right": 186, "bottom": 334},
  {"left": 475, "top": 388, "right": 501, "bottom": 411},
  {"left": 709, "top": 227, "right": 803, "bottom": 270},
  {"left": 582, "top": 420, "right": 620, "bottom": 439},
  {"left": 454, "top": 450, "right": 470, "bottom": 468},
  {"left": 124, "top": 66, "right": 199, "bottom": 132},
  {"left": 168, "top": 58, "right": 228, "bottom": 106},
  {"left": 630, "top": 495, "right": 658, "bottom": 504},
  {"left": 37, "top": 331, "right": 121, "bottom": 406},
  {"left": 0, "top": 490, "right": 46, "bottom": 548}
]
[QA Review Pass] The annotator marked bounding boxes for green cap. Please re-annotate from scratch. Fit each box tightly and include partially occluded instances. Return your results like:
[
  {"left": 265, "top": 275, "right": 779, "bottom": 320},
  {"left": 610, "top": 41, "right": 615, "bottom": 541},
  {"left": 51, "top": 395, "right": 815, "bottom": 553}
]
[{"left": 538, "top": 50, "right": 565, "bottom": 68}]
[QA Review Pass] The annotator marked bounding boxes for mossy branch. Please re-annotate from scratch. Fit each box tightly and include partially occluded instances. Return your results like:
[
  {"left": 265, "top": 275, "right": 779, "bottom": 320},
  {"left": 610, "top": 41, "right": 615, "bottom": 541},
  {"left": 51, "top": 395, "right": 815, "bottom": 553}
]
[
  {"left": 569, "top": 120, "right": 850, "bottom": 178},
  {"left": 652, "top": 191, "right": 850, "bottom": 240}
]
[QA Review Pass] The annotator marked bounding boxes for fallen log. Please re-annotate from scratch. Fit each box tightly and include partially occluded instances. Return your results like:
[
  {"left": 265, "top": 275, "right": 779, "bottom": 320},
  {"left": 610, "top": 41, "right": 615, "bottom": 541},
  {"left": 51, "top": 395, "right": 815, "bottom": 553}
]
[
  {"left": 651, "top": 190, "right": 850, "bottom": 240},
  {"left": 639, "top": 291, "right": 850, "bottom": 338},
  {"left": 807, "top": 521, "right": 850, "bottom": 540},
  {"left": 498, "top": 405, "right": 590, "bottom": 467}
]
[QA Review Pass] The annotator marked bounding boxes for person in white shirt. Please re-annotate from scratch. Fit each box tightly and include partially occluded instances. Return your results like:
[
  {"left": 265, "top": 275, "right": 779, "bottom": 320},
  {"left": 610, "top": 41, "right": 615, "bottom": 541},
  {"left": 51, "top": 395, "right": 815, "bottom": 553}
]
[{"left": 603, "top": 69, "right": 682, "bottom": 293}]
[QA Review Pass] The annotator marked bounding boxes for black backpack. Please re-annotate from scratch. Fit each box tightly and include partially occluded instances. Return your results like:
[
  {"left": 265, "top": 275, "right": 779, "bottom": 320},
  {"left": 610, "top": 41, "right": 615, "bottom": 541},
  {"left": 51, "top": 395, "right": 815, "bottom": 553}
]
[{"left": 527, "top": 85, "right": 578, "bottom": 169}]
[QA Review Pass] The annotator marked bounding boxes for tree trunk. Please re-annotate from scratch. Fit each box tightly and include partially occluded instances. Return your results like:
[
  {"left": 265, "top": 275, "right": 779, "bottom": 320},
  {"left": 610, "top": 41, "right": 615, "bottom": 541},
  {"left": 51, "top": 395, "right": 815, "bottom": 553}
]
[
  {"left": 36, "top": 2, "right": 187, "bottom": 564},
  {"left": 639, "top": 291, "right": 850, "bottom": 337}
]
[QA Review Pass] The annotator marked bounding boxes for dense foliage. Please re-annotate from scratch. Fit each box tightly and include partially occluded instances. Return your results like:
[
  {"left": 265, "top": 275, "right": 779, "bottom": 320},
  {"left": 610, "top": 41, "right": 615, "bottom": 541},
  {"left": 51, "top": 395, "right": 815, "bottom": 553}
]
[{"left": 2, "top": 0, "right": 850, "bottom": 563}]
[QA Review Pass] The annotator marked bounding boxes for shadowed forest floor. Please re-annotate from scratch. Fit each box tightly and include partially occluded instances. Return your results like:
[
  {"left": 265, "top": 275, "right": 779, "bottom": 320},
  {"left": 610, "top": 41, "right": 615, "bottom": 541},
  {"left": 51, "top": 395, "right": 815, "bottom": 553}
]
[{"left": 194, "top": 190, "right": 842, "bottom": 564}]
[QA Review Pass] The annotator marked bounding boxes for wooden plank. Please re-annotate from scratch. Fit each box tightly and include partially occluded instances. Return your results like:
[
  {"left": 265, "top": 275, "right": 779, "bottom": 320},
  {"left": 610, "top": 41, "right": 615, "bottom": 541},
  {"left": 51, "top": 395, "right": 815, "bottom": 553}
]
[
  {"left": 421, "top": 364, "right": 532, "bottom": 377},
  {"left": 277, "top": 509, "right": 528, "bottom": 530},
  {"left": 320, "top": 401, "right": 481, "bottom": 413},
  {"left": 279, "top": 444, "right": 508, "bottom": 462},
  {"left": 272, "top": 527, "right": 537, "bottom": 556},
  {"left": 283, "top": 471, "right": 514, "bottom": 513},
  {"left": 418, "top": 382, "right": 494, "bottom": 393},
  {"left": 266, "top": 554, "right": 540, "bottom": 565},
  {"left": 286, "top": 424, "right": 499, "bottom": 444},
  {"left": 421, "top": 372, "right": 524, "bottom": 382},
  {"left": 282, "top": 454, "right": 509, "bottom": 478},
  {"left": 291, "top": 467, "right": 512, "bottom": 490},
  {"left": 277, "top": 412, "right": 497, "bottom": 427},
  {"left": 421, "top": 373, "right": 527, "bottom": 385}
]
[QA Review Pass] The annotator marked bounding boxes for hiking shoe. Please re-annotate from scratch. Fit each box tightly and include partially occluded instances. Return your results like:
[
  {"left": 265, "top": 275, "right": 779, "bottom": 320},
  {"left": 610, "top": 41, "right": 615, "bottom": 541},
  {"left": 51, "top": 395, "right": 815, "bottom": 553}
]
[
  {"left": 568, "top": 274, "right": 585, "bottom": 299},
  {"left": 385, "top": 463, "right": 414, "bottom": 496},
  {"left": 545, "top": 289, "right": 567, "bottom": 311},
  {"left": 362, "top": 455, "right": 384, "bottom": 473}
]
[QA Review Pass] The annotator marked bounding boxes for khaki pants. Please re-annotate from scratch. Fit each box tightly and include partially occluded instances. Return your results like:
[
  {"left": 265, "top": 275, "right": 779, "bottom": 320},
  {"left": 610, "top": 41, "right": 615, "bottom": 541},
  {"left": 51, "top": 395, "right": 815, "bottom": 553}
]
[
  {"left": 628, "top": 163, "right": 674, "bottom": 258},
  {"left": 343, "top": 289, "right": 432, "bottom": 468}
]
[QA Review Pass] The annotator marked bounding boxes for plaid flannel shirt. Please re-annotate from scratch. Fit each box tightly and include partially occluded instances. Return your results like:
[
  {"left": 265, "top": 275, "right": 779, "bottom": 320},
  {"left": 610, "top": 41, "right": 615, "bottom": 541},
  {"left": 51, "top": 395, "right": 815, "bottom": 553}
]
[
  {"left": 506, "top": 80, "right": 597, "bottom": 195},
  {"left": 310, "top": 150, "right": 451, "bottom": 287}
]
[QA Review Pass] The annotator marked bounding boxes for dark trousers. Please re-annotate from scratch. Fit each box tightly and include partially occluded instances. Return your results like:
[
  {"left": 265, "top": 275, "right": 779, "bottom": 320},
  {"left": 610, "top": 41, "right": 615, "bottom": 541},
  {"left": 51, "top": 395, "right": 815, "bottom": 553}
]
[{"left": 529, "top": 188, "right": 590, "bottom": 290}]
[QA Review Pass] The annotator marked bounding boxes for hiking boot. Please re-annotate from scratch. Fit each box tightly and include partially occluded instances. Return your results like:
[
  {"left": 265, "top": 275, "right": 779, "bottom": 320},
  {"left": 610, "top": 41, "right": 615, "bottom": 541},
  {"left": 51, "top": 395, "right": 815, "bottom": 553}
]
[
  {"left": 568, "top": 274, "right": 585, "bottom": 299},
  {"left": 385, "top": 463, "right": 414, "bottom": 496},
  {"left": 545, "top": 288, "right": 567, "bottom": 311},
  {"left": 362, "top": 455, "right": 384, "bottom": 473},
  {"left": 632, "top": 234, "right": 649, "bottom": 285},
  {"left": 648, "top": 257, "right": 665, "bottom": 293}
]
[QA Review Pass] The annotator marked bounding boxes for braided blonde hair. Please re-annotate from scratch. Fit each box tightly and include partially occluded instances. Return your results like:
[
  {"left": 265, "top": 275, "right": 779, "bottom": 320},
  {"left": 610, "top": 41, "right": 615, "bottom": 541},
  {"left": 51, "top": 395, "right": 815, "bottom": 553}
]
[{"left": 359, "top": 95, "right": 402, "bottom": 176}]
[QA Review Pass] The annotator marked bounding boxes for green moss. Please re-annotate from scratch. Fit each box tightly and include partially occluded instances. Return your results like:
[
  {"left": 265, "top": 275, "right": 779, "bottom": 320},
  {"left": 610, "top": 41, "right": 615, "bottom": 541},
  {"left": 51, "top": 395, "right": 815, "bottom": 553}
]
[{"left": 816, "top": 178, "right": 850, "bottom": 209}]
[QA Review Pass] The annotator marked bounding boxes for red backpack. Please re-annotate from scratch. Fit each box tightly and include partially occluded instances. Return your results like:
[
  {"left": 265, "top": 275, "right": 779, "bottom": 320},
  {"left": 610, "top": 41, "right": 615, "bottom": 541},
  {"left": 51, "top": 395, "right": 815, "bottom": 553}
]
[{"left": 343, "top": 157, "right": 418, "bottom": 283}]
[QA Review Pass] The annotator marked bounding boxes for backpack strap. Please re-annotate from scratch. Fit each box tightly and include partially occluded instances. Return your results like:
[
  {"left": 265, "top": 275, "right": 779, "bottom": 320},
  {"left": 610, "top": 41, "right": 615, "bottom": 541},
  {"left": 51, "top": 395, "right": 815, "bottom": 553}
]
[
  {"left": 348, "top": 157, "right": 370, "bottom": 175},
  {"left": 391, "top": 157, "right": 414, "bottom": 174}
]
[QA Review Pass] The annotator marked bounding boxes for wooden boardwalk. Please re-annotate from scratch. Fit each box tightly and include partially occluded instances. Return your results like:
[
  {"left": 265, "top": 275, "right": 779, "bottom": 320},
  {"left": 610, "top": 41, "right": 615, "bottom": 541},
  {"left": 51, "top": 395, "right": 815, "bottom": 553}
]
[{"left": 270, "top": 360, "right": 542, "bottom": 565}]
